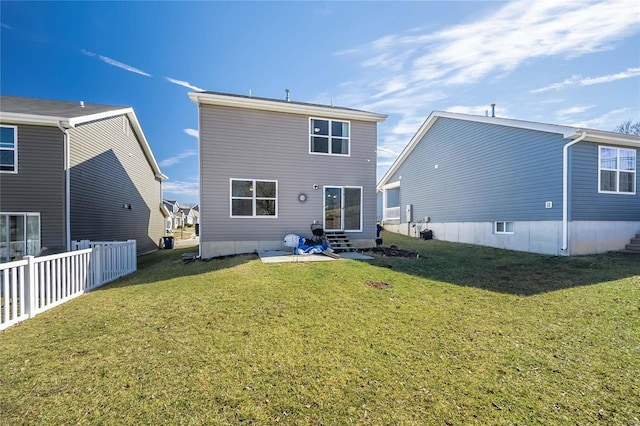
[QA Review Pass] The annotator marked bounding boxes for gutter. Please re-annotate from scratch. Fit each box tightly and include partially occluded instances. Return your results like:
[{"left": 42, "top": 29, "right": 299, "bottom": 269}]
[
  {"left": 561, "top": 131, "right": 587, "bottom": 253},
  {"left": 57, "top": 121, "right": 72, "bottom": 251}
]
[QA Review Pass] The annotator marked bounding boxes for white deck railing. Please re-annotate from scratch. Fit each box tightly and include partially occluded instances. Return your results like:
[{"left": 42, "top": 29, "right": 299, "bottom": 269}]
[{"left": 1, "top": 240, "right": 136, "bottom": 331}]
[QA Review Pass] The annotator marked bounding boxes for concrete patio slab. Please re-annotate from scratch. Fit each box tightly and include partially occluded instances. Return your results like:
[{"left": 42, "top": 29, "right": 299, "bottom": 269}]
[{"left": 257, "top": 250, "right": 373, "bottom": 263}]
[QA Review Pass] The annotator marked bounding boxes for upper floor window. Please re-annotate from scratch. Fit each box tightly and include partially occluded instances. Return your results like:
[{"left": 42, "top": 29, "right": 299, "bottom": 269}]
[
  {"left": 230, "top": 179, "right": 277, "bottom": 217},
  {"left": 310, "top": 118, "right": 350, "bottom": 156},
  {"left": 0, "top": 125, "right": 17, "bottom": 173},
  {"left": 599, "top": 146, "right": 636, "bottom": 194}
]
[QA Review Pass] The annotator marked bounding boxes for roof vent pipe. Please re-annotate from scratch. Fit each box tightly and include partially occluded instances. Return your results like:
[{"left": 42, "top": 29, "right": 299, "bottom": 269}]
[
  {"left": 491, "top": 103, "right": 495, "bottom": 117},
  {"left": 285, "top": 88, "right": 290, "bottom": 102},
  {"left": 79, "top": 101, "right": 85, "bottom": 108}
]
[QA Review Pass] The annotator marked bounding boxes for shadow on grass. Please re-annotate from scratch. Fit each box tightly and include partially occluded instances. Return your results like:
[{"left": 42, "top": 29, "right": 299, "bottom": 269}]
[
  {"left": 98, "top": 232, "right": 640, "bottom": 296},
  {"left": 362, "top": 231, "right": 640, "bottom": 296},
  {"left": 94, "top": 246, "right": 259, "bottom": 291}
]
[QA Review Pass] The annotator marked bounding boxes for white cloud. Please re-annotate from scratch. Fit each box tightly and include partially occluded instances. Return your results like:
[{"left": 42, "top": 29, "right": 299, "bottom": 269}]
[
  {"left": 556, "top": 105, "right": 596, "bottom": 122},
  {"left": 159, "top": 149, "right": 197, "bottom": 167},
  {"left": 333, "top": 0, "right": 639, "bottom": 180},
  {"left": 165, "top": 77, "right": 204, "bottom": 92},
  {"left": 564, "top": 107, "right": 633, "bottom": 129},
  {"left": 81, "top": 49, "right": 151, "bottom": 77},
  {"left": 531, "top": 68, "right": 640, "bottom": 93},
  {"left": 184, "top": 128, "right": 199, "bottom": 139},
  {"left": 163, "top": 180, "right": 199, "bottom": 199}
]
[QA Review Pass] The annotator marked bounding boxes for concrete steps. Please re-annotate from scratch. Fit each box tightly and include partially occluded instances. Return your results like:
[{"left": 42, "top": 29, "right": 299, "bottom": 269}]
[{"left": 624, "top": 233, "right": 640, "bottom": 253}]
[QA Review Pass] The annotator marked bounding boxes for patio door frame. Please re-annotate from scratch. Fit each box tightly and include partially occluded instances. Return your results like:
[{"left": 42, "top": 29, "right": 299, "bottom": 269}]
[{"left": 323, "top": 186, "right": 363, "bottom": 232}]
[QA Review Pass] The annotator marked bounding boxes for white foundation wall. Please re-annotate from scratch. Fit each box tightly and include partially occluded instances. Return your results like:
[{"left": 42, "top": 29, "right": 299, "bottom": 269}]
[
  {"left": 383, "top": 220, "right": 639, "bottom": 255},
  {"left": 383, "top": 221, "right": 564, "bottom": 255},
  {"left": 569, "top": 221, "right": 640, "bottom": 255}
]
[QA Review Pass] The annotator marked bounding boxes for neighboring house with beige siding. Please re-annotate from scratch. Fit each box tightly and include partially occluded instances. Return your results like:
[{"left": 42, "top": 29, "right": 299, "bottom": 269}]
[
  {"left": 0, "top": 95, "right": 167, "bottom": 262},
  {"left": 189, "top": 91, "right": 386, "bottom": 259}
]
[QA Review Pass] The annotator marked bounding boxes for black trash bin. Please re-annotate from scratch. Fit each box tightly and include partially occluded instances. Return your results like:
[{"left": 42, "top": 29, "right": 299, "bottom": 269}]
[
  {"left": 163, "top": 236, "right": 175, "bottom": 249},
  {"left": 420, "top": 230, "right": 433, "bottom": 240}
]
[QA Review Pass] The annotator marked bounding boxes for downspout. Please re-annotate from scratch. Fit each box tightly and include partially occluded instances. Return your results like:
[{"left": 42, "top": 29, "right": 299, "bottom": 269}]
[
  {"left": 562, "top": 131, "right": 587, "bottom": 253},
  {"left": 196, "top": 101, "right": 202, "bottom": 259},
  {"left": 57, "top": 121, "right": 71, "bottom": 251}
]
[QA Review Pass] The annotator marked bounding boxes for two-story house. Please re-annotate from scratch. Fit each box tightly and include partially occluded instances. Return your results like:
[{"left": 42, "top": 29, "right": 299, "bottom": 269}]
[
  {"left": 189, "top": 91, "right": 386, "bottom": 259},
  {"left": 0, "top": 95, "right": 167, "bottom": 261}
]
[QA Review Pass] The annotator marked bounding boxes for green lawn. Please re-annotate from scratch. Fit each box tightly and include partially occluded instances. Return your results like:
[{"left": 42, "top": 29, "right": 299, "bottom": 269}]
[{"left": 1, "top": 232, "right": 639, "bottom": 425}]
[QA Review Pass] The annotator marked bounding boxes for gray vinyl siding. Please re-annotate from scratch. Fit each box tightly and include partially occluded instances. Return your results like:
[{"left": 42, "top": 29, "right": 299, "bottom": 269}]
[
  {"left": 199, "top": 104, "right": 378, "bottom": 243},
  {"left": 570, "top": 142, "right": 640, "bottom": 221},
  {"left": 389, "top": 117, "right": 565, "bottom": 224},
  {"left": 69, "top": 115, "right": 164, "bottom": 254},
  {"left": 0, "top": 124, "right": 66, "bottom": 253}
]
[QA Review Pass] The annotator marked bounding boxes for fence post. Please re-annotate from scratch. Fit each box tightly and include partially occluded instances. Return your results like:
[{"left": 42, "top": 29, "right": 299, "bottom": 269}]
[
  {"left": 24, "top": 256, "right": 36, "bottom": 318},
  {"left": 128, "top": 240, "right": 137, "bottom": 273},
  {"left": 93, "top": 245, "right": 102, "bottom": 287}
]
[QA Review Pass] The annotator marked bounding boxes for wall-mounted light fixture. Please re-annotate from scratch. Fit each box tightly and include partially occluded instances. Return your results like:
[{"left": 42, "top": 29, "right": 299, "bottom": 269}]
[{"left": 123, "top": 203, "right": 132, "bottom": 210}]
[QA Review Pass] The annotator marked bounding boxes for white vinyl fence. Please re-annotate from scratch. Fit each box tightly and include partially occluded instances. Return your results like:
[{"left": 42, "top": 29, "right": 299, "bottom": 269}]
[{"left": 1, "top": 240, "right": 136, "bottom": 331}]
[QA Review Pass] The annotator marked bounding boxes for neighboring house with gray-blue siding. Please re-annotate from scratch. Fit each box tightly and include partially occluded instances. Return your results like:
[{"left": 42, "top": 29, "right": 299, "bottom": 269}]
[
  {"left": 377, "top": 111, "right": 640, "bottom": 256},
  {"left": 0, "top": 95, "right": 167, "bottom": 262},
  {"left": 189, "top": 91, "right": 386, "bottom": 259}
]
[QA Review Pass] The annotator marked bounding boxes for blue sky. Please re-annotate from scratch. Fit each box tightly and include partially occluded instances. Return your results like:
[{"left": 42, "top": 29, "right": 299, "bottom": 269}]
[{"left": 2, "top": 1, "right": 639, "bottom": 205}]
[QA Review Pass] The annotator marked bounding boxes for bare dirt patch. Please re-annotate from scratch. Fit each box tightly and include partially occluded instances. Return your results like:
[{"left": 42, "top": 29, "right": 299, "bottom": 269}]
[
  {"left": 365, "top": 280, "right": 392, "bottom": 289},
  {"left": 363, "top": 245, "right": 420, "bottom": 258}
]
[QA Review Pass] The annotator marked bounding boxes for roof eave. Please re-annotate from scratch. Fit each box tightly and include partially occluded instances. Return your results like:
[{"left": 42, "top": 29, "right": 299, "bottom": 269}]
[
  {"left": 575, "top": 130, "right": 640, "bottom": 147},
  {"left": 0, "top": 112, "right": 68, "bottom": 126},
  {"left": 189, "top": 92, "right": 387, "bottom": 123},
  {"left": 1, "top": 109, "right": 167, "bottom": 181}
]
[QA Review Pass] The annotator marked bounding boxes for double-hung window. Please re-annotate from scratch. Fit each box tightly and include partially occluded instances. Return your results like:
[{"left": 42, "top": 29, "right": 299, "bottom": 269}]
[
  {"left": 599, "top": 146, "right": 636, "bottom": 194},
  {"left": 230, "top": 179, "right": 277, "bottom": 217},
  {"left": 310, "top": 118, "right": 350, "bottom": 156},
  {"left": 0, "top": 125, "right": 17, "bottom": 173}
]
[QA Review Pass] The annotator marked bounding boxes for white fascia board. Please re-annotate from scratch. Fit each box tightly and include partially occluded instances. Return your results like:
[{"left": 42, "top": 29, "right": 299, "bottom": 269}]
[
  {"left": 575, "top": 130, "right": 640, "bottom": 147},
  {"left": 67, "top": 108, "right": 133, "bottom": 127},
  {"left": 189, "top": 92, "right": 387, "bottom": 123},
  {"left": 377, "top": 180, "right": 401, "bottom": 192},
  {"left": 0, "top": 112, "right": 67, "bottom": 126},
  {"left": 123, "top": 110, "right": 167, "bottom": 181},
  {"left": 377, "top": 111, "right": 585, "bottom": 188},
  {"left": 71, "top": 108, "right": 168, "bottom": 181},
  {"left": 378, "top": 111, "right": 440, "bottom": 189}
]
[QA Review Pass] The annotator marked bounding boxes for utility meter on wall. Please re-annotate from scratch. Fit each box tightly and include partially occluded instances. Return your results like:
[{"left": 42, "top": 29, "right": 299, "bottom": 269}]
[{"left": 406, "top": 204, "right": 412, "bottom": 222}]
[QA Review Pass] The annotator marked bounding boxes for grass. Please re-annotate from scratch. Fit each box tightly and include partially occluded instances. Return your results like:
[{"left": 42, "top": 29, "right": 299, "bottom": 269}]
[{"left": 1, "top": 232, "right": 639, "bottom": 425}]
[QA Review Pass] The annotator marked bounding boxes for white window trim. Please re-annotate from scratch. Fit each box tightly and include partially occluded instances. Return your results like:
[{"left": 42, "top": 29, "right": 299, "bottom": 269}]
[
  {"left": 0, "top": 212, "right": 41, "bottom": 261},
  {"left": 382, "top": 181, "right": 401, "bottom": 221},
  {"left": 0, "top": 125, "right": 18, "bottom": 174},
  {"left": 598, "top": 145, "right": 636, "bottom": 195},
  {"left": 495, "top": 221, "right": 514, "bottom": 235},
  {"left": 229, "top": 178, "right": 278, "bottom": 218},
  {"left": 309, "top": 117, "right": 351, "bottom": 157},
  {"left": 323, "top": 185, "right": 363, "bottom": 232}
]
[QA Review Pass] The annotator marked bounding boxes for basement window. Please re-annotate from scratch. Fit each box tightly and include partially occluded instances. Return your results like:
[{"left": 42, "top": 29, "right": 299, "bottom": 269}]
[{"left": 495, "top": 221, "right": 514, "bottom": 234}]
